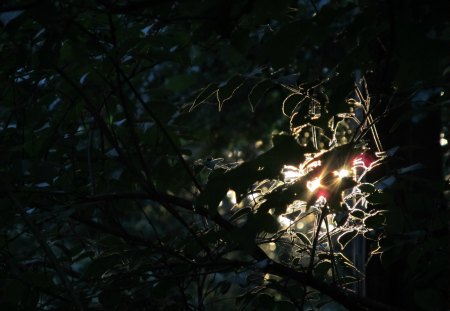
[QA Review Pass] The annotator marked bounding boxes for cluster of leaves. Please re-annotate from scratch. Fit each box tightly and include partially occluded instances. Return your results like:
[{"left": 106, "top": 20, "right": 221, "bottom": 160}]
[{"left": 0, "top": 0, "right": 447, "bottom": 310}]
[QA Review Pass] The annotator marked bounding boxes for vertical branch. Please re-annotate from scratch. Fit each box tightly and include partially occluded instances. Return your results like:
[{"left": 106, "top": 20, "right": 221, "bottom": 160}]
[
  {"left": 57, "top": 67, "right": 214, "bottom": 262},
  {"left": 355, "top": 84, "right": 383, "bottom": 152},
  {"left": 87, "top": 129, "right": 95, "bottom": 195},
  {"left": 73, "top": 22, "right": 203, "bottom": 193},
  {"left": 105, "top": 11, "right": 153, "bottom": 182},
  {"left": 307, "top": 206, "right": 326, "bottom": 275},
  {"left": 324, "top": 215, "right": 338, "bottom": 284},
  {"left": 115, "top": 66, "right": 203, "bottom": 192}
]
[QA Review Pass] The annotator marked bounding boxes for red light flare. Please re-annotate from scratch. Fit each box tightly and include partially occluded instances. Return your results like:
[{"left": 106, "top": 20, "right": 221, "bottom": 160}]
[
  {"left": 316, "top": 189, "right": 329, "bottom": 200},
  {"left": 352, "top": 152, "right": 376, "bottom": 169}
]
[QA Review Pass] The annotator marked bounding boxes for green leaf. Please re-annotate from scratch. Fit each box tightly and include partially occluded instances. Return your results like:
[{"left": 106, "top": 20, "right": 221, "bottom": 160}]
[
  {"left": 229, "top": 207, "right": 252, "bottom": 221},
  {"left": 248, "top": 79, "right": 274, "bottom": 111},
  {"left": 296, "top": 232, "right": 311, "bottom": 245},
  {"left": 83, "top": 253, "right": 123, "bottom": 279},
  {"left": 190, "top": 83, "right": 218, "bottom": 111},
  {"left": 364, "top": 212, "right": 386, "bottom": 229},
  {"left": 276, "top": 300, "right": 295, "bottom": 311},
  {"left": 217, "top": 75, "right": 246, "bottom": 111},
  {"left": 236, "top": 291, "right": 255, "bottom": 307},
  {"left": 414, "top": 289, "right": 445, "bottom": 311},
  {"left": 366, "top": 191, "right": 387, "bottom": 204},
  {"left": 282, "top": 93, "right": 304, "bottom": 116},
  {"left": 218, "top": 281, "right": 232, "bottom": 295},
  {"left": 290, "top": 112, "right": 309, "bottom": 129},
  {"left": 258, "top": 20, "right": 308, "bottom": 68},
  {"left": 350, "top": 209, "right": 365, "bottom": 219},
  {"left": 358, "top": 183, "right": 375, "bottom": 194},
  {"left": 3, "top": 279, "right": 26, "bottom": 304},
  {"left": 197, "top": 134, "right": 309, "bottom": 210},
  {"left": 338, "top": 230, "right": 358, "bottom": 249},
  {"left": 257, "top": 293, "right": 274, "bottom": 310},
  {"left": 252, "top": 212, "right": 279, "bottom": 233},
  {"left": 21, "top": 271, "right": 55, "bottom": 291},
  {"left": 314, "top": 260, "right": 332, "bottom": 277},
  {"left": 165, "top": 74, "right": 195, "bottom": 92},
  {"left": 99, "top": 286, "right": 123, "bottom": 308}
]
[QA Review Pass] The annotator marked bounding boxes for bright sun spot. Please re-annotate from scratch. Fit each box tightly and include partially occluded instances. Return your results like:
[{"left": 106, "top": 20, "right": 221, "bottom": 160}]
[
  {"left": 268, "top": 242, "right": 277, "bottom": 251},
  {"left": 278, "top": 215, "right": 292, "bottom": 227},
  {"left": 307, "top": 178, "right": 321, "bottom": 192},
  {"left": 226, "top": 190, "right": 236, "bottom": 204},
  {"left": 334, "top": 168, "right": 351, "bottom": 179},
  {"left": 282, "top": 165, "right": 302, "bottom": 182}
]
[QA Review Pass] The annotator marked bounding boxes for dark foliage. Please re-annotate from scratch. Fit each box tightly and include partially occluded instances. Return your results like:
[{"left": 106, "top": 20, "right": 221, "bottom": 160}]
[{"left": 0, "top": 1, "right": 448, "bottom": 310}]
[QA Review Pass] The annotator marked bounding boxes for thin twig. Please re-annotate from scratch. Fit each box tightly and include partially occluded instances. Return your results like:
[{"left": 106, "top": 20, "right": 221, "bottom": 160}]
[
  {"left": 1, "top": 180, "right": 85, "bottom": 311},
  {"left": 115, "top": 66, "right": 203, "bottom": 192},
  {"left": 324, "top": 215, "right": 338, "bottom": 284},
  {"left": 72, "top": 21, "right": 203, "bottom": 193},
  {"left": 309, "top": 0, "right": 319, "bottom": 14},
  {"left": 308, "top": 206, "right": 326, "bottom": 275}
]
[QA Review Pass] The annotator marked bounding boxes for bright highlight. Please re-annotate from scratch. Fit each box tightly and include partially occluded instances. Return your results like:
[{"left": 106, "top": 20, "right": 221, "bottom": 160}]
[
  {"left": 307, "top": 178, "right": 321, "bottom": 192},
  {"left": 334, "top": 168, "right": 351, "bottom": 179}
]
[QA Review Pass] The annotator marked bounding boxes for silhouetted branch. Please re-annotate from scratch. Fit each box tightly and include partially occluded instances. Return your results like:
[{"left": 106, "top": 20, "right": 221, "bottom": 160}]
[{"left": 1, "top": 179, "right": 85, "bottom": 311}]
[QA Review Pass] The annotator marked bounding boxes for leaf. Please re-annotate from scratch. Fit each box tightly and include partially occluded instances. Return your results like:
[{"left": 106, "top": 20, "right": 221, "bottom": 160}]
[
  {"left": 248, "top": 79, "right": 274, "bottom": 111},
  {"left": 99, "top": 286, "right": 123, "bottom": 308},
  {"left": 257, "top": 181, "right": 308, "bottom": 215},
  {"left": 292, "top": 257, "right": 301, "bottom": 266},
  {"left": 3, "top": 279, "right": 26, "bottom": 304},
  {"left": 366, "top": 191, "right": 388, "bottom": 204},
  {"left": 289, "top": 112, "right": 309, "bottom": 129},
  {"left": 236, "top": 291, "right": 255, "bottom": 307},
  {"left": 257, "top": 20, "right": 309, "bottom": 68},
  {"left": 218, "top": 281, "right": 232, "bottom": 295},
  {"left": 414, "top": 289, "right": 445, "bottom": 311},
  {"left": 252, "top": 212, "right": 279, "bottom": 233},
  {"left": 197, "top": 134, "right": 309, "bottom": 210},
  {"left": 229, "top": 207, "right": 252, "bottom": 221},
  {"left": 364, "top": 212, "right": 386, "bottom": 229},
  {"left": 195, "top": 168, "right": 228, "bottom": 214},
  {"left": 296, "top": 232, "right": 311, "bottom": 245},
  {"left": 314, "top": 260, "right": 332, "bottom": 277},
  {"left": 363, "top": 229, "right": 379, "bottom": 240},
  {"left": 165, "top": 74, "right": 194, "bottom": 92},
  {"left": 216, "top": 75, "right": 246, "bottom": 110},
  {"left": 358, "top": 183, "right": 375, "bottom": 194},
  {"left": 257, "top": 293, "right": 274, "bottom": 309},
  {"left": 275, "top": 300, "right": 295, "bottom": 311},
  {"left": 0, "top": 11, "right": 23, "bottom": 26},
  {"left": 189, "top": 83, "right": 218, "bottom": 111},
  {"left": 334, "top": 211, "right": 349, "bottom": 226},
  {"left": 282, "top": 93, "right": 304, "bottom": 116},
  {"left": 350, "top": 209, "right": 365, "bottom": 219},
  {"left": 338, "top": 230, "right": 358, "bottom": 249},
  {"left": 83, "top": 253, "right": 123, "bottom": 279}
]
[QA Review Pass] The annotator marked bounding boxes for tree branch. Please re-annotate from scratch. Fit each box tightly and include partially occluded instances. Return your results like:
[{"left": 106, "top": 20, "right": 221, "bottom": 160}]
[
  {"left": 72, "top": 21, "right": 203, "bottom": 193},
  {"left": 20, "top": 186, "right": 402, "bottom": 311},
  {"left": 1, "top": 179, "right": 85, "bottom": 311}
]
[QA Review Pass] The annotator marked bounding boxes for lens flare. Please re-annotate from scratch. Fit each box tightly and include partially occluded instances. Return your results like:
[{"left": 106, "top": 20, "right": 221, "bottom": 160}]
[
  {"left": 307, "top": 178, "right": 321, "bottom": 192},
  {"left": 334, "top": 168, "right": 351, "bottom": 179}
]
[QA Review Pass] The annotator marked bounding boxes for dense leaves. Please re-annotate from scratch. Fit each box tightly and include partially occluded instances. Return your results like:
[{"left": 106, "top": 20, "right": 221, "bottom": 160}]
[{"left": 0, "top": 1, "right": 447, "bottom": 311}]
